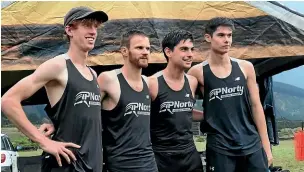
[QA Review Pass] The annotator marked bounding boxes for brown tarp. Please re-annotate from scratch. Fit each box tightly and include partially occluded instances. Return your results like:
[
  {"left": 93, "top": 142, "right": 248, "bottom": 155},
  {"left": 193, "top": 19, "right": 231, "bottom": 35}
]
[
  {"left": 1, "top": 1, "right": 304, "bottom": 98},
  {"left": 2, "top": 1, "right": 304, "bottom": 70}
]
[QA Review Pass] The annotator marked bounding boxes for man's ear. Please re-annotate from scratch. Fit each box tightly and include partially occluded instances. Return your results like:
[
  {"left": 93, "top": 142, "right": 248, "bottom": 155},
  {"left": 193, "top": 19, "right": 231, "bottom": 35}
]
[
  {"left": 65, "top": 26, "right": 73, "bottom": 38},
  {"left": 121, "top": 46, "right": 128, "bottom": 57},
  {"left": 164, "top": 47, "right": 172, "bottom": 58},
  {"left": 205, "top": 34, "right": 211, "bottom": 43}
]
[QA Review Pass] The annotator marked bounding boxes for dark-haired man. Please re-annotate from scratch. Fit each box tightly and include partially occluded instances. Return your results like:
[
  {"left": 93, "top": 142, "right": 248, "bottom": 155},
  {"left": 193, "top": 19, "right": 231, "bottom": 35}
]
[
  {"left": 149, "top": 30, "right": 204, "bottom": 172},
  {"left": 188, "top": 17, "right": 272, "bottom": 172}
]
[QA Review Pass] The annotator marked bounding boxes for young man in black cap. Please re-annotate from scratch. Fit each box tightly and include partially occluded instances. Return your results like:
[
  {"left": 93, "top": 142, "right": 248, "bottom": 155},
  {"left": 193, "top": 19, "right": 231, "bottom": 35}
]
[
  {"left": 188, "top": 17, "right": 272, "bottom": 172},
  {"left": 149, "top": 30, "right": 204, "bottom": 172},
  {"left": 1, "top": 6, "right": 108, "bottom": 172},
  {"left": 98, "top": 30, "right": 158, "bottom": 172}
]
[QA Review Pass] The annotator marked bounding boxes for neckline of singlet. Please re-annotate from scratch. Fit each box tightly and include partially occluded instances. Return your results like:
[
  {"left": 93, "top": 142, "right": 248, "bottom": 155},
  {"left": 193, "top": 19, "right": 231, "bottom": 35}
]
[
  {"left": 64, "top": 54, "right": 95, "bottom": 82},
  {"left": 115, "top": 68, "right": 146, "bottom": 93},
  {"left": 157, "top": 71, "right": 188, "bottom": 93}
]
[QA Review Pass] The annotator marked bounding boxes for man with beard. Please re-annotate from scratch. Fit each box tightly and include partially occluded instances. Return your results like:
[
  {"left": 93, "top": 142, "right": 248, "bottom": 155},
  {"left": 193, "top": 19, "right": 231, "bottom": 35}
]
[
  {"left": 2, "top": 6, "right": 108, "bottom": 172},
  {"left": 148, "top": 30, "right": 204, "bottom": 172},
  {"left": 38, "top": 30, "right": 158, "bottom": 172},
  {"left": 188, "top": 17, "right": 272, "bottom": 172},
  {"left": 98, "top": 30, "right": 158, "bottom": 172}
]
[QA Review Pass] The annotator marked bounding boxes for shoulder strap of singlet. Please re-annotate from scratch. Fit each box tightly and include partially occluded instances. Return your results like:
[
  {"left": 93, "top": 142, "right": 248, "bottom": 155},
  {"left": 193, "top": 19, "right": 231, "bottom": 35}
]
[
  {"left": 64, "top": 53, "right": 69, "bottom": 60},
  {"left": 142, "top": 75, "right": 148, "bottom": 86},
  {"left": 230, "top": 57, "right": 240, "bottom": 63},
  {"left": 184, "top": 74, "right": 192, "bottom": 93},
  {"left": 202, "top": 60, "right": 209, "bottom": 67},
  {"left": 88, "top": 67, "right": 97, "bottom": 80},
  {"left": 115, "top": 68, "right": 122, "bottom": 75},
  {"left": 154, "top": 71, "right": 163, "bottom": 78}
]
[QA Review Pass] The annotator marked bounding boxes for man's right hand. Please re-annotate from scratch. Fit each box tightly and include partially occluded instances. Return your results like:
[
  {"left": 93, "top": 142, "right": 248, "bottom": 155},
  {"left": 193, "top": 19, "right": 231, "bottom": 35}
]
[
  {"left": 40, "top": 138, "right": 81, "bottom": 167},
  {"left": 39, "top": 123, "right": 55, "bottom": 137}
]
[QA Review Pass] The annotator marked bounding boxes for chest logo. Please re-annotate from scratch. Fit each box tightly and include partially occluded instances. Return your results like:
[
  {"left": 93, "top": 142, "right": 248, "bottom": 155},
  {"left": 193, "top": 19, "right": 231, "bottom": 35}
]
[
  {"left": 74, "top": 91, "right": 101, "bottom": 107},
  {"left": 159, "top": 101, "right": 194, "bottom": 114},
  {"left": 209, "top": 85, "right": 244, "bottom": 101},
  {"left": 124, "top": 102, "right": 150, "bottom": 117}
]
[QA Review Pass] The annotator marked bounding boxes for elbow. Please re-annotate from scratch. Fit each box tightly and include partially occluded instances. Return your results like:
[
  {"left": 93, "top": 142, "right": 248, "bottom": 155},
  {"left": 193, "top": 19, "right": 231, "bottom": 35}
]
[
  {"left": 1, "top": 95, "right": 18, "bottom": 117},
  {"left": 1, "top": 96, "right": 11, "bottom": 115}
]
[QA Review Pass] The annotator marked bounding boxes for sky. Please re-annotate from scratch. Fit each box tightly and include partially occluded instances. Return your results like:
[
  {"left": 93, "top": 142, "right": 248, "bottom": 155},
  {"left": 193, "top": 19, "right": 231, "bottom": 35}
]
[{"left": 272, "top": 2, "right": 304, "bottom": 89}]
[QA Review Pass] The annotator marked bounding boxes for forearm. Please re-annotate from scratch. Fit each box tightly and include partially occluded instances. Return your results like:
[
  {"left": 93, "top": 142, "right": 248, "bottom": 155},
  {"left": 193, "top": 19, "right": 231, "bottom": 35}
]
[
  {"left": 192, "top": 109, "right": 204, "bottom": 121},
  {"left": 2, "top": 99, "right": 47, "bottom": 145},
  {"left": 252, "top": 104, "right": 271, "bottom": 154}
]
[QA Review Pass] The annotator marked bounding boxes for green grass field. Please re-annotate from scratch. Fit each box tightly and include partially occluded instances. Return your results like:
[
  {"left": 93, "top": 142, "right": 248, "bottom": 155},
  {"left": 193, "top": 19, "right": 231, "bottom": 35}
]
[
  {"left": 195, "top": 139, "right": 304, "bottom": 172},
  {"left": 272, "top": 140, "right": 304, "bottom": 172},
  {"left": 2, "top": 128, "right": 304, "bottom": 171}
]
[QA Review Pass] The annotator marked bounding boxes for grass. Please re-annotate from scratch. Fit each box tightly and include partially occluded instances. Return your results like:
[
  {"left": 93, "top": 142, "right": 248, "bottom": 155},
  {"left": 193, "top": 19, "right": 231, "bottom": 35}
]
[
  {"left": 3, "top": 128, "right": 304, "bottom": 171},
  {"left": 272, "top": 140, "right": 304, "bottom": 172},
  {"left": 194, "top": 139, "right": 304, "bottom": 172},
  {"left": 18, "top": 149, "right": 43, "bottom": 157}
]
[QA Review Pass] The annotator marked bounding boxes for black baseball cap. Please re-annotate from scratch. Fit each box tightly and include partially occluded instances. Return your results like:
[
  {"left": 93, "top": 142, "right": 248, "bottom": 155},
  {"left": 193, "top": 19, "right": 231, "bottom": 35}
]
[{"left": 64, "top": 6, "right": 108, "bottom": 27}]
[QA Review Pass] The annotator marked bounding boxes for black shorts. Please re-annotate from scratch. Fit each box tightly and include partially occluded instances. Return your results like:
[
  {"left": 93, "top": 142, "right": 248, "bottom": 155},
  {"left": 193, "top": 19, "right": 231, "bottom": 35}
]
[
  {"left": 41, "top": 153, "right": 77, "bottom": 172},
  {"left": 154, "top": 148, "right": 204, "bottom": 172},
  {"left": 205, "top": 148, "right": 268, "bottom": 172}
]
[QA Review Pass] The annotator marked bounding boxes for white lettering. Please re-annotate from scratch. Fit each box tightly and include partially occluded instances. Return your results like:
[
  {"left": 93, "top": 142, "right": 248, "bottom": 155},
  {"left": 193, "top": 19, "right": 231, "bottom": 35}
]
[{"left": 209, "top": 85, "right": 244, "bottom": 102}]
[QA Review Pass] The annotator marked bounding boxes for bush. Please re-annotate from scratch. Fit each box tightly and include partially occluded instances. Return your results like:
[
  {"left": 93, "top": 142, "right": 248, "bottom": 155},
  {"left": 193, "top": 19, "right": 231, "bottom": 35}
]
[{"left": 12, "top": 136, "right": 39, "bottom": 151}]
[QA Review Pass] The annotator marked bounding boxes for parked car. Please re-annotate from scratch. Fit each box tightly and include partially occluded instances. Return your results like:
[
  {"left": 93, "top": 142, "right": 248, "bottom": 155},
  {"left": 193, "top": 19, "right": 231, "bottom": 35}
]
[{"left": 1, "top": 134, "right": 19, "bottom": 172}]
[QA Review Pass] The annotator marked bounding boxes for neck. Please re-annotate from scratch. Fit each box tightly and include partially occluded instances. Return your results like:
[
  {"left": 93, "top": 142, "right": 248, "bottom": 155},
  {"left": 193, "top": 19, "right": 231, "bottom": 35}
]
[
  {"left": 121, "top": 62, "right": 142, "bottom": 81},
  {"left": 67, "top": 43, "right": 88, "bottom": 67},
  {"left": 208, "top": 50, "right": 230, "bottom": 66},
  {"left": 163, "top": 62, "right": 185, "bottom": 80}
]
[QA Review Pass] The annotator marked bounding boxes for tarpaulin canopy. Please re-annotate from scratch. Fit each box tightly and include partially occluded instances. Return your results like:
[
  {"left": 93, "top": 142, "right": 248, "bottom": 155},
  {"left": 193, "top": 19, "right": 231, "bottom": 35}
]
[{"left": 1, "top": 1, "right": 304, "bottom": 102}]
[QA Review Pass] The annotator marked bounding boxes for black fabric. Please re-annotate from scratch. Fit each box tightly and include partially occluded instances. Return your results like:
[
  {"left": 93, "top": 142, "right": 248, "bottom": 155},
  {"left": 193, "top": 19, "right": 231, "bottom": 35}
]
[
  {"left": 42, "top": 160, "right": 76, "bottom": 172},
  {"left": 17, "top": 156, "right": 41, "bottom": 172},
  {"left": 205, "top": 148, "right": 268, "bottom": 172},
  {"left": 102, "top": 70, "right": 157, "bottom": 172},
  {"left": 150, "top": 73, "right": 196, "bottom": 152},
  {"left": 201, "top": 59, "right": 261, "bottom": 156},
  {"left": 258, "top": 77, "right": 279, "bottom": 145},
  {"left": 42, "top": 56, "right": 103, "bottom": 172},
  {"left": 154, "top": 148, "right": 203, "bottom": 172}
]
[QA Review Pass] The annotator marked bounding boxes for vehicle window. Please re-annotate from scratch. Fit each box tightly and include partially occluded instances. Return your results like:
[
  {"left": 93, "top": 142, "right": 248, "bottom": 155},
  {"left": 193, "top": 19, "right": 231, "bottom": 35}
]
[
  {"left": 1, "top": 137, "right": 8, "bottom": 150},
  {"left": 3, "top": 137, "right": 13, "bottom": 151},
  {"left": 6, "top": 137, "right": 15, "bottom": 151}
]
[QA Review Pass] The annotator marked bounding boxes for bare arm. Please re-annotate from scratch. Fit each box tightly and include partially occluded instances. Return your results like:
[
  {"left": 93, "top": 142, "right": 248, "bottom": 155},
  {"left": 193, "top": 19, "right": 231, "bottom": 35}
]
[
  {"left": 148, "top": 75, "right": 158, "bottom": 101},
  {"left": 1, "top": 58, "right": 80, "bottom": 166},
  {"left": 97, "top": 71, "right": 112, "bottom": 101},
  {"left": 187, "top": 63, "right": 204, "bottom": 96},
  {"left": 187, "top": 75, "right": 204, "bottom": 121},
  {"left": 97, "top": 70, "right": 121, "bottom": 111},
  {"left": 2, "top": 59, "right": 62, "bottom": 143},
  {"left": 243, "top": 61, "right": 273, "bottom": 166},
  {"left": 188, "top": 65, "right": 205, "bottom": 121}
]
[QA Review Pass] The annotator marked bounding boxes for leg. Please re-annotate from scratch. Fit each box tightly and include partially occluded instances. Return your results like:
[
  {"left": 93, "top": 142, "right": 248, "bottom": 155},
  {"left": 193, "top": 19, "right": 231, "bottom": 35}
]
[
  {"left": 245, "top": 148, "right": 268, "bottom": 172},
  {"left": 185, "top": 149, "right": 204, "bottom": 172},
  {"left": 154, "top": 151, "right": 176, "bottom": 172},
  {"left": 205, "top": 148, "right": 236, "bottom": 172}
]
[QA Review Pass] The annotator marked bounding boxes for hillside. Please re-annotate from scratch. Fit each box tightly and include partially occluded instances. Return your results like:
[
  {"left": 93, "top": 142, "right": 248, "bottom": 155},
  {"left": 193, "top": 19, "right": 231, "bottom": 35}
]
[{"left": 273, "top": 81, "right": 304, "bottom": 121}]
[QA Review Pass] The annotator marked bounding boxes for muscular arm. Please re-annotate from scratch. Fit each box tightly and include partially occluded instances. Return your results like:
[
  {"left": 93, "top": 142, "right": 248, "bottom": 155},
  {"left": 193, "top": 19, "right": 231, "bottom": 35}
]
[
  {"left": 97, "top": 70, "right": 121, "bottom": 110},
  {"left": 148, "top": 75, "right": 158, "bottom": 101},
  {"left": 187, "top": 75, "right": 204, "bottom": 121},
  {"left": 187, "top": 65, "right": 205, "bottom": 121},
  {"left": 97, "top": 71, "right": 111, "bottom": 102},
  {"left": 2, "top": 58, "right": 79, "bottom": 166},
  {"left": 187, "top": 64, "right": 204, "bottom": 96},
  {"left": 242, "top": 61, "right": 273, "bottom": 166},
  {"left": 1, "top": 59, "right": 64, "bottom": 144}
]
